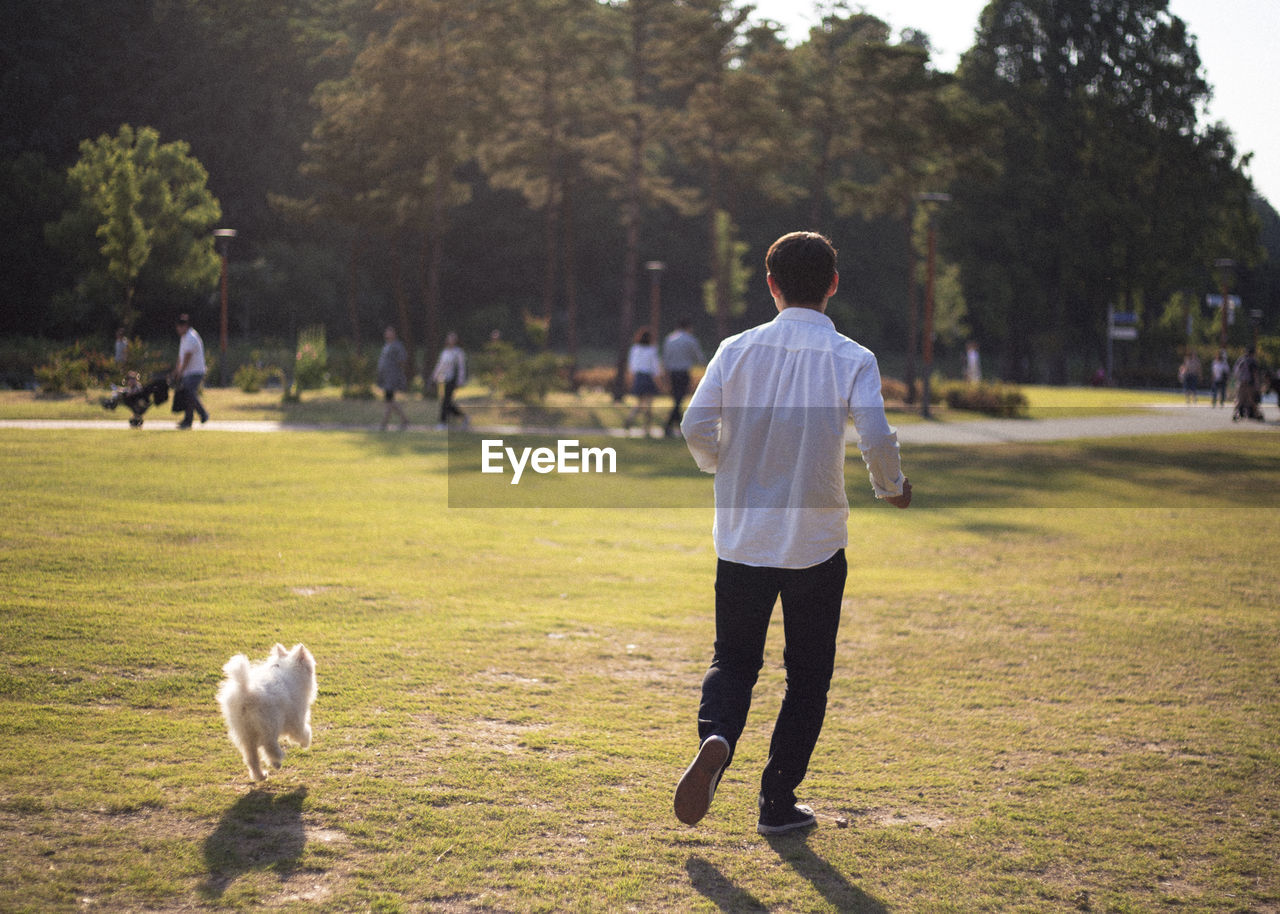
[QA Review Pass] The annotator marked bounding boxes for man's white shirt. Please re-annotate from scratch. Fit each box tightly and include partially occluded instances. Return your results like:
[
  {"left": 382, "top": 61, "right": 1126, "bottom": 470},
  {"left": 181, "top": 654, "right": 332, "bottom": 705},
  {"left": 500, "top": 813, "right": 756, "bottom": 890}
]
[
  {"left": 681, "top": 307, "right": 904, "bottom": 569},
  {"left": 179, "top": 328, "right": 206, "bottom": 376}
]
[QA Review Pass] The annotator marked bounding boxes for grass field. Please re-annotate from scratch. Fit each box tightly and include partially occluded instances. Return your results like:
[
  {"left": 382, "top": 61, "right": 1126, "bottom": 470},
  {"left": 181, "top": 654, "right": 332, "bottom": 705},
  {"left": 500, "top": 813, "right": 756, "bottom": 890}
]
[{"left": 1, "top": 415, "right": 1277, "bottom": 912}]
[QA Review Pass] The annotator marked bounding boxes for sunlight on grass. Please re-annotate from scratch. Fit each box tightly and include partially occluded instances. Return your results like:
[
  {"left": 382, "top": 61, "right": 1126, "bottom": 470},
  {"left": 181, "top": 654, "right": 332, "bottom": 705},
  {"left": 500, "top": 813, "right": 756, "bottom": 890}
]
[{"left": 1, "top": 427, "right": 1276, "bottom": 911}]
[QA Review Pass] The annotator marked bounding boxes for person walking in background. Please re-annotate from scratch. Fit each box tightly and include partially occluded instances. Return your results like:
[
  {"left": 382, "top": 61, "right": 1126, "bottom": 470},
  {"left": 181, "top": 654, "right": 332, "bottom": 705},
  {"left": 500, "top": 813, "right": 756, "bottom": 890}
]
[
  {"left": 170, "top": 314, "right": 209, "bottom": 429},
  {"left": 964, "top": 341, "right": 981, "bottom": 384},
  {"left": 113, "top": 328, "right": 129, "bottom": 366},
  {"left": 674, "top": 231, "right": 911, "bottom": 837},
  {"left": 432, "top": 332, "right": 468, "bottom": 430},
  {"left": 377, "top": 326, "right": 409, "bottom": 431},
  {"left": 1179, "top": 350, "right": 1202, "bottom": 404},
  {"left": 623, "top": 327, "right": 662, "bottom": 437},
  {"left": 661, "top": 319, "right": 705, "bottom": 438},
  {"left": 1210, "top": 349, "right": 1230, "bottom": 408},
  {"left": 1232, "top": 345, "right": 1263, "bottom": 421}
]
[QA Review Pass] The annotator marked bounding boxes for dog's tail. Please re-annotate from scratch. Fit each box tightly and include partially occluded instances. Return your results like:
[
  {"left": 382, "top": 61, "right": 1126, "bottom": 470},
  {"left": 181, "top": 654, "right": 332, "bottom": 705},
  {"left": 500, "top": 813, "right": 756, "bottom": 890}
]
[{"left": 221, "top": 654, "right": 252, "bottom": 689}]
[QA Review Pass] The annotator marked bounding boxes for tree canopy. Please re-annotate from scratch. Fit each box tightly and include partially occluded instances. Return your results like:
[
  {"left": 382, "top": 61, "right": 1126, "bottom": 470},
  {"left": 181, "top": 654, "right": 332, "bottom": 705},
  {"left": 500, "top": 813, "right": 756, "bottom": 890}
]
[
  {"left": 44, "top": 125, "right": 222, "bottom": 333},
  {"left": 2, "top": 0, "right": 1271, "bottom": 383}
]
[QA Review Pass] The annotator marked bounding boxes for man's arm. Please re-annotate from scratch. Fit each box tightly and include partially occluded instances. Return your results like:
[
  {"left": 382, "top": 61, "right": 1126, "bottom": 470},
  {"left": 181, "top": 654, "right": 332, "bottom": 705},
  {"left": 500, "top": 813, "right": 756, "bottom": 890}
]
[
  {"left": 681, "top": 357, "right": 722, "bottom": 473},
  {"left": 849, "top": 360, "right": 908, "bottom": 502}
]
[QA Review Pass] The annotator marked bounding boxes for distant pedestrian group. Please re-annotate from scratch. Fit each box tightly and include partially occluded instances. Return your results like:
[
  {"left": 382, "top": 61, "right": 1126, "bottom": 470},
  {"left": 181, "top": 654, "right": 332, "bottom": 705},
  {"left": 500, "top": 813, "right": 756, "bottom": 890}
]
[{"left": 623, "top": 320, "right": 706, "bottom": 438}]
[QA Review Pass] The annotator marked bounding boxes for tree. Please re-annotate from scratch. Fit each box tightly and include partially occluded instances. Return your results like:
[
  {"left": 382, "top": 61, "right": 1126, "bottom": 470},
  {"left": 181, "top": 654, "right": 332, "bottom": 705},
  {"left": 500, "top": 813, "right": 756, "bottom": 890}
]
[
  {"left": 953, "top": 0, "right": 1259, "bottom": 381},
  {"left": 45, "top": 125, "right": 222, "bottom": 332},
  {"left": 294, "top": 0, "right": 508, "bottom": 375},
  {"left": 808, "top": 13, "right": 997, "bottom": 396},
  {"left": 595, "top": 0, "right": 699, "bottom": 398},
  {"left": 660, "top": 0, "right": 770, "bottom": 340},
  {"left": 476, "top": 0, "right": 615, "bottom": 363},
  {"left": 702, "top": 209, "right": 751, "bottom": 325}
]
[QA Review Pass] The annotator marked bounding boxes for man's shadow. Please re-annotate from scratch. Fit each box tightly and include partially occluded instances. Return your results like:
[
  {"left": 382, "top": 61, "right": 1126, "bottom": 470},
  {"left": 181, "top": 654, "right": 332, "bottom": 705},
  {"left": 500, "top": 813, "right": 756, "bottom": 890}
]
[
  {"left": 687, "top": 835, "right": 889, "bottom": 913},
  {"left": 765, "top": 832, "right": 890, "bottom": 913},
  {"left": 200, "top": 787, "right": 308, "bottom": 899},
  {"left": 686, "top": 856, "right": 769, "bottom": 912}
]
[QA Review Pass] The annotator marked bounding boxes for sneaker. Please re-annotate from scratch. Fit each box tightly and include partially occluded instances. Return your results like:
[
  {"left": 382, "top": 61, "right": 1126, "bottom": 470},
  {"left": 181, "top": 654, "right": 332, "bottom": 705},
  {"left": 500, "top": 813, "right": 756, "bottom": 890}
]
[
  {"left": 757, "top": 798, "right": 817, "bottom": 836},
  {"left": 176, "top": 421, "right": 193, "bottom": 430},
  {"left": 674, "top": 735, "right": 730, "bottom": 825}
]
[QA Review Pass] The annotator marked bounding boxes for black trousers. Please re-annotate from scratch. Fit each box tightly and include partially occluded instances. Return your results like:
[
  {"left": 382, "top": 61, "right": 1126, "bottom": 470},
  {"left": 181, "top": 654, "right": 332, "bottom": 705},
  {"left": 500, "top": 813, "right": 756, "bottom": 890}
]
[
  {"left": 440, "top": 379, "right": 465, "bottom": 423},
  {"left": 665, "top": 369, "right": 691, "bottom": 432},
  {"left": 698, "top": 549, "right": 847, "bottom": 806}
]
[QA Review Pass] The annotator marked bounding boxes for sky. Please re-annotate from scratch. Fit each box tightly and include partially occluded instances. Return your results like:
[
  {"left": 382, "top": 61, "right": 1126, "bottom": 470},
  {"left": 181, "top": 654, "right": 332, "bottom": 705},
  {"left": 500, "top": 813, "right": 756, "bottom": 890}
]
[{"left": 745, "top": 0, "right": 1280, "bottom": 206}]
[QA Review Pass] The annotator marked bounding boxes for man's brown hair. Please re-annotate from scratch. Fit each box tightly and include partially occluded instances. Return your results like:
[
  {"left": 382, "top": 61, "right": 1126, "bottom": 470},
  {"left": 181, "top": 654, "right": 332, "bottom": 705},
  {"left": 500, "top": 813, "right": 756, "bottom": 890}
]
[{"left": 765, "top": 232, "right": 837, "bottom": 306}]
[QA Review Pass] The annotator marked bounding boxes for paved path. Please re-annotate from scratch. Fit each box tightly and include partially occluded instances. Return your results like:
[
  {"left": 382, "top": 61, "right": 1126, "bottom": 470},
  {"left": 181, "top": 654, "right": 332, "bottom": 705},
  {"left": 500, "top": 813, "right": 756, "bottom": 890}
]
[
  {"left": 892, "top": 404, "right": 1273, "bottom": 446},
  {"left": 1, "top": 404, "right": 1273, "bottom": 444}
]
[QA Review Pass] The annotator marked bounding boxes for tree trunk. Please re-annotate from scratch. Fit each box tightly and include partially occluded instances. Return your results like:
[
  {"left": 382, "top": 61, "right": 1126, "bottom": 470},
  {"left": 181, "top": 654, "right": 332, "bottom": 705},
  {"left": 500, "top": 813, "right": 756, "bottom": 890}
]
[{"left": 346, "top": 238, "right": 363, "bottom": 345}]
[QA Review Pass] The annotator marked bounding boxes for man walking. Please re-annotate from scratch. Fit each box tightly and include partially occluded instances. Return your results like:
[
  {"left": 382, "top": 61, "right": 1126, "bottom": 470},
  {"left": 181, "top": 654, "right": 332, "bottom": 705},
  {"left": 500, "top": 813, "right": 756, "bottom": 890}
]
[
  {"left": 170, "top": 314, "right": 209, "bottom": 428},
  {"left": 431, "top": 332, "right": 468, "bottom": 429},
  {"left": 661, "top": 319, "right": 705, "bottom": 438},
  {"left": 674, "top": 231, "right": 911, "bottom": 835}
]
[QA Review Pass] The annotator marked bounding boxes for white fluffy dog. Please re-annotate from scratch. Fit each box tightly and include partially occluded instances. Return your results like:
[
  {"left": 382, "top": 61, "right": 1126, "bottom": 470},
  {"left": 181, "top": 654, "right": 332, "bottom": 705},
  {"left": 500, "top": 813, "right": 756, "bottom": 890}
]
[{"left": 217, "top": 643, "right": 317, "bottom": 781}]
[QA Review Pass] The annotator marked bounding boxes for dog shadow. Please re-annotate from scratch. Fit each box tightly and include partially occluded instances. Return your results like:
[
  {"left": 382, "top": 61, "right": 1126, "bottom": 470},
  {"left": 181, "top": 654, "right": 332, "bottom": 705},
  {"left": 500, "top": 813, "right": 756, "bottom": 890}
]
[
  {"left": 765, "top": 832, "right": 890, "bottom": 913},
  {"left": 200, "top": 786, "right": 308, "bottom": 899}
]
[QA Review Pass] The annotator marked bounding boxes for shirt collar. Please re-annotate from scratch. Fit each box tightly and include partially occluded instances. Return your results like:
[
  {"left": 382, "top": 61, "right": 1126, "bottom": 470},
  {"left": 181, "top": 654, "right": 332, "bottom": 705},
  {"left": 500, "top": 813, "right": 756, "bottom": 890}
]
[{"left": 774, "top": 307, "right": 834, "bottom": 328}]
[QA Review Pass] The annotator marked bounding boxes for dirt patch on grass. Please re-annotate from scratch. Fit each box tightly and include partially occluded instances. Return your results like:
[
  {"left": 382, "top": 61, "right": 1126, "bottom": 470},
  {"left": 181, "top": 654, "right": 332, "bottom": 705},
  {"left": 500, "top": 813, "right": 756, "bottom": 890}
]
[{"left": 862, "top": 807, "right": 951, "bottom": 830}]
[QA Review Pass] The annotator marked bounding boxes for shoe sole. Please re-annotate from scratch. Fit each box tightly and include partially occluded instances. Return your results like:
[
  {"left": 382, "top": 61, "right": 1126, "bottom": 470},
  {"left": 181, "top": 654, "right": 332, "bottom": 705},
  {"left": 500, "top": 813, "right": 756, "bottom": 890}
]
[
  {"left": 757, "top": 806, "right": 817, "bottom": 836},
  {"left": 674, "top": 736, "right": 729, "bottom": 825}
]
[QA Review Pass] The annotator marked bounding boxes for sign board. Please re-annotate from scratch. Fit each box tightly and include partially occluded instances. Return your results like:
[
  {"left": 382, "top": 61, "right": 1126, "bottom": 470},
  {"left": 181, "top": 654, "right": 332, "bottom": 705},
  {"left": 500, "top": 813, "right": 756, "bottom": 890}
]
[
  {"left": 1109, "top": 326, "right": 1138, "bottom": 341},
  {"left": 1205, "top": 294, "right": 1242, "bottom": 309}
]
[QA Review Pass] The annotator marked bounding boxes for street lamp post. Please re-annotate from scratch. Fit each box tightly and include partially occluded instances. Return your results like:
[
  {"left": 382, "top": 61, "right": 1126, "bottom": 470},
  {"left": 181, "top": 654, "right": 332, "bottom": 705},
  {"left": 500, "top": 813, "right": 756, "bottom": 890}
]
[
  {"left": 213, "top": 229, "right": 237, "bottom": 387},
  {"left": 916, "top": 193, "right": 951, "bottom": 419},
  {"left": 645, "top": 261, "right": 666, "bottom": 338}
]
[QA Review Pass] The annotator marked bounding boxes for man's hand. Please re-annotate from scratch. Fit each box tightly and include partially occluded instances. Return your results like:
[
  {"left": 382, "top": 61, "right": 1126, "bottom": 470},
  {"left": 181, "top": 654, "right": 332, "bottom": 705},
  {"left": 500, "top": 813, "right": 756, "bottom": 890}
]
[{"left": 885, "top": 477, "right": 912, "bottom": 509}]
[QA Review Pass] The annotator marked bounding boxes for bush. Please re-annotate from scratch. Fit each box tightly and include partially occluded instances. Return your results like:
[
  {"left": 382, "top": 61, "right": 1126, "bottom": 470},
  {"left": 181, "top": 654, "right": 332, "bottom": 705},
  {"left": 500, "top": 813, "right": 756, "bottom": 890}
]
[
  {"left": 34, "top": 341, "right": 114, "bottom": 394},
  {"left": 330, "top": 342, "right": 376, "bottom": 400},
  {"left": 35, "top": 352, "right": 91, "bottom": 394},
  {"left": 233, "top": 362, "right": 285, "bottom": 393},
  {"left": 293, "top": 325, "right": 328, "bottom": 391},
  {"left": 117, "top": 337, "right": 168, "bottom": 382},
  {"left": 473, "top": 341, "right": 571, "bottom": 404},
  {"left": 939, "top": 380, "right": 1028, "bottom": 418},
  {"left": 880, "top": 377, "right": 910, "bottom": 404},
  {"left": 572, "top": 364, "right": 616, "bottom": 392},
  {"left": 0, "top": 337, "right": 58, "bottom": 389}
]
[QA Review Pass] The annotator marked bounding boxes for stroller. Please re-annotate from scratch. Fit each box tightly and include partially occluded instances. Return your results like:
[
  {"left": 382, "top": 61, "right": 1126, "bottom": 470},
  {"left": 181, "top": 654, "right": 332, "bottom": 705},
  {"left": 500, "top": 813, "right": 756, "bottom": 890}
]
[
  {"left": 1231, "top": 351, "right": 1265, "bottom": 423},
  {"left": 101, "top": 372, "right": 169, "bottom": 427}
]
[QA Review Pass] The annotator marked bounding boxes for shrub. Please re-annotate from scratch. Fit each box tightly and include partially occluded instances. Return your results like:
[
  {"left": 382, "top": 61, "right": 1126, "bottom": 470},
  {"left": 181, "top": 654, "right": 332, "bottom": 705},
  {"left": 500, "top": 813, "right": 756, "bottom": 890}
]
[
  {"left": 329, "top": 341, "right": 376, "bottom": 400},
  {"left": 880, "top": 377, "right": 910, "bottom": 404},
  {"left": 473, "top": 340, "right": 571, "bottom": 404},
  {"left": 572, "top": 365, "right": 616, "bottom": 392},
  {"left": 233, "top": 362, "right": 285, "bottom": 393},
  {"left": 34, "top": 341, "right": 112, "bottom": 394},
  {"left": 117, "top": 337, "right": 168, "bottom": 382},
  {"left": 940, "top": 380, "right": 1028, "bottom": 418},
  {"left": 293, "top": 325, "right": 328, "bottom": 391},
  {"left": 0, "top": 337, "right": 59, "bottom": 389}
]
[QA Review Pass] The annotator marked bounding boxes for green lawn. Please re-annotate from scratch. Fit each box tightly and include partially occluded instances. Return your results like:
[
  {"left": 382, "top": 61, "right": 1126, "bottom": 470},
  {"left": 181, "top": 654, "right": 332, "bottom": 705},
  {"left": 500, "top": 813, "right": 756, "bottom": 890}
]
[{"left": 1, "top": 425, "right": 1277, "bottom": 912}]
